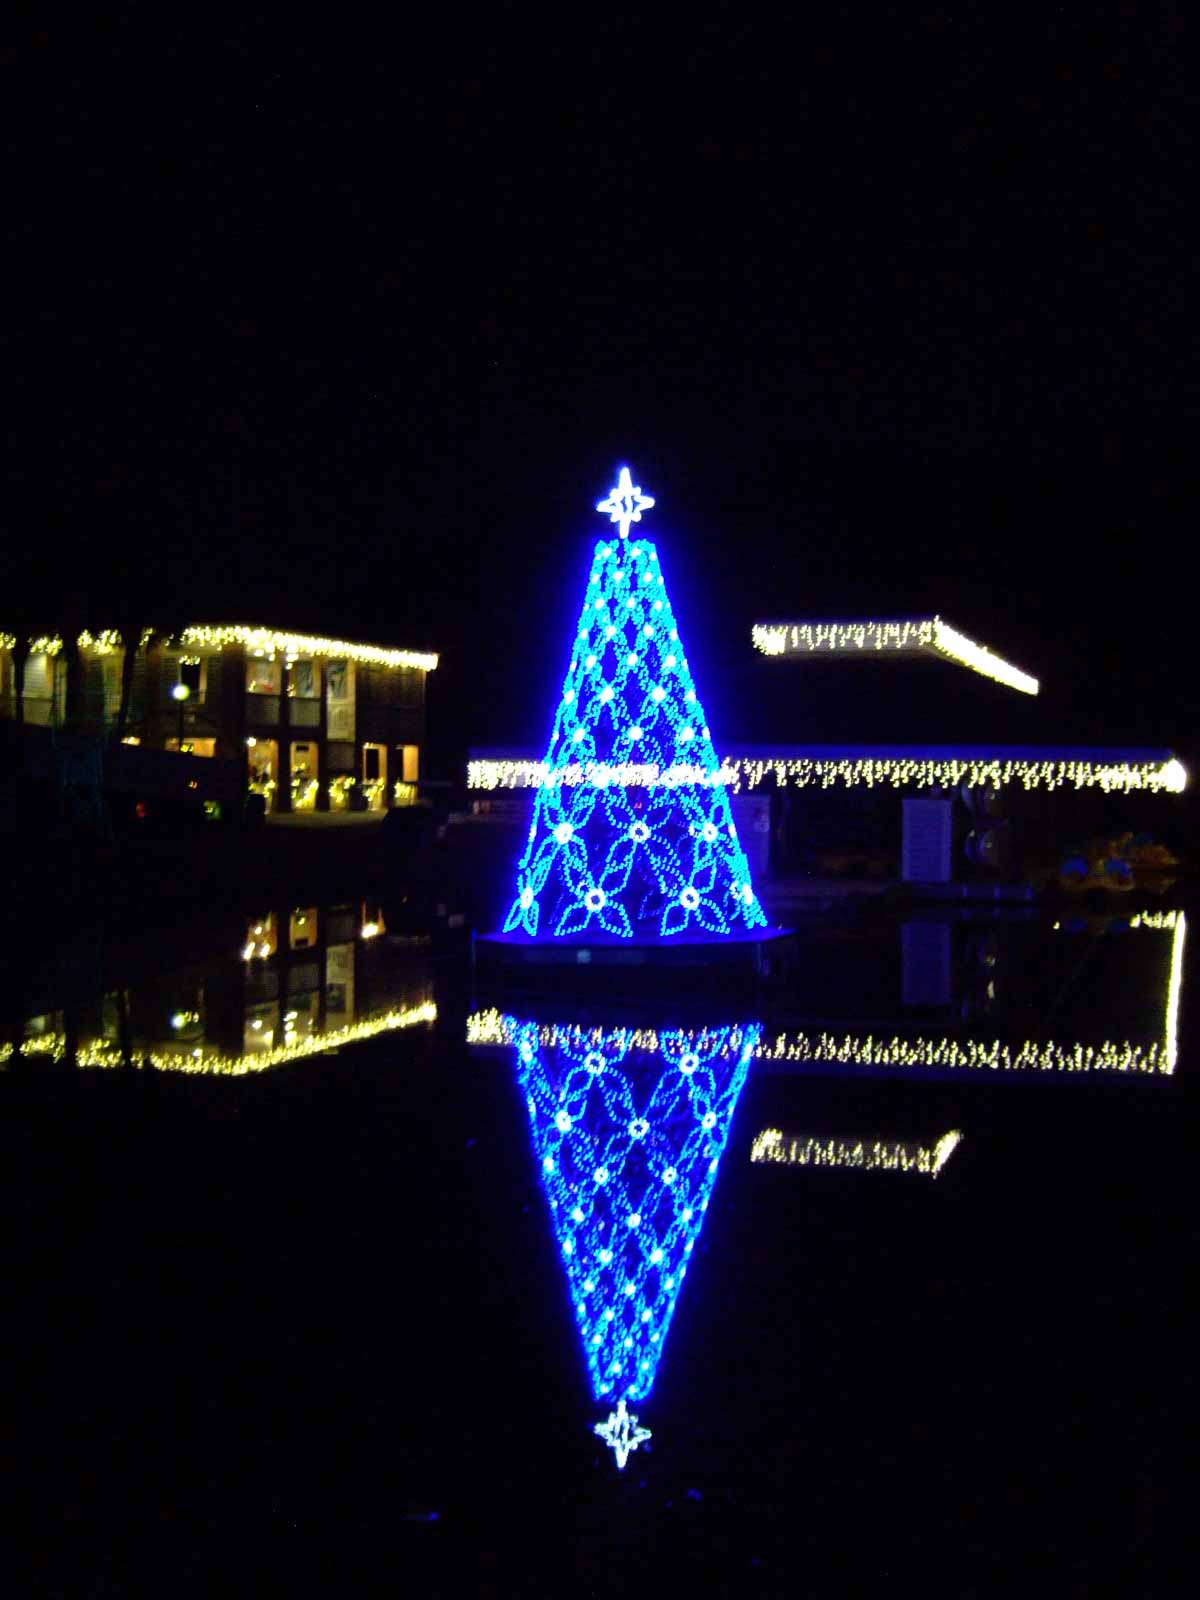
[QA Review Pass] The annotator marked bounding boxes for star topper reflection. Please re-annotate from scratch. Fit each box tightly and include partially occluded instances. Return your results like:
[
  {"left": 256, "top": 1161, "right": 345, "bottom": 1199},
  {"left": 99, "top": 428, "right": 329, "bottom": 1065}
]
[
  {"left": 596, "top": 465, "right": 655, "bottom": 539},
  {"left": 593, "top": 1399, "right": 653, "bottom": 1470}
]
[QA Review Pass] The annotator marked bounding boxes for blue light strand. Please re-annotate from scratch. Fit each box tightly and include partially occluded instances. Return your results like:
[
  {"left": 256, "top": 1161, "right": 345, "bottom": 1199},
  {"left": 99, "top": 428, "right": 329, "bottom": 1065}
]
[
  {"left": 511, "top": 1015, "right": 762, "bottom": 1405},
  {"left": 504, "top": 469, "right": 768, "bottom": 940}
]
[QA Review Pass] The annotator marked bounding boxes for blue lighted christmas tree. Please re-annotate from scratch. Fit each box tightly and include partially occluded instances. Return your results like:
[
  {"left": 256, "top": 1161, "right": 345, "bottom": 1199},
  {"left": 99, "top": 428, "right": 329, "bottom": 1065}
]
[
  {"left": 508, "top": 1011, "right": 762, "bottom": 1468},
  {"left": 503, "top": 466, "right": 768, "bottom": 941}
]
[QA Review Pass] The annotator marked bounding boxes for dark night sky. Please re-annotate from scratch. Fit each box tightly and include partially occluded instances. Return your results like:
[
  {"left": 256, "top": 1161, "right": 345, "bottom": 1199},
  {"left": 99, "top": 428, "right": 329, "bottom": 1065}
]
[{"left": 3, "top": 13, "right": 1192, "bottom": 772}]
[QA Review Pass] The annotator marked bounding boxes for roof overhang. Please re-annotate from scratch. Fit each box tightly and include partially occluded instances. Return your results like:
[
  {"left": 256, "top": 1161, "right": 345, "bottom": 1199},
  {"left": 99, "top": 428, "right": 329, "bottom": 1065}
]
[
  {"left": 751, "top": 617, "right": 1038, "bottom": 695},
  {"left": 1, "top": 625, "right": 438, "bottom": 672},
  {"left": 177, "top": 625, "right": 438, "bottom": 671}
]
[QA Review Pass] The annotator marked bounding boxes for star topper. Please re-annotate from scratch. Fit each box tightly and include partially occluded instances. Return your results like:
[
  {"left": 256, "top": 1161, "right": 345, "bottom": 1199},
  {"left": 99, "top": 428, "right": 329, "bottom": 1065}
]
[
  {"left": 593, "top": 1400, "right": 652, "bottom": 1470},
  {"left": 596, "top": 465, "right": 655, "bottom": 539}
]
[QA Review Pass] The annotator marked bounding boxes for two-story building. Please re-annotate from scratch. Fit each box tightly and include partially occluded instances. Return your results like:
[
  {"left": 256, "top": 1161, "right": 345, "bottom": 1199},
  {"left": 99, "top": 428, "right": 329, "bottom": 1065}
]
[{"left": 0, "top": 624, "right": 438, "bottom": 813}]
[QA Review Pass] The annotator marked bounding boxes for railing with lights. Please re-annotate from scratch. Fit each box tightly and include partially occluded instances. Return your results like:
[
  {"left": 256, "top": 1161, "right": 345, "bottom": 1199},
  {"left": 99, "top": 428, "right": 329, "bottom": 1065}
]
[{"left": 469, "top": 751, "right": 1187, "bottom": 796}]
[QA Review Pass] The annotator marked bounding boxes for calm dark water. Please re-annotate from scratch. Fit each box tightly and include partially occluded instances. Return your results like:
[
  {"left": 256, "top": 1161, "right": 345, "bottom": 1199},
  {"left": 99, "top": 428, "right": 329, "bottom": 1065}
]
[{"left": 0, "top": 897, "right": 1190, "bottom": 1596}]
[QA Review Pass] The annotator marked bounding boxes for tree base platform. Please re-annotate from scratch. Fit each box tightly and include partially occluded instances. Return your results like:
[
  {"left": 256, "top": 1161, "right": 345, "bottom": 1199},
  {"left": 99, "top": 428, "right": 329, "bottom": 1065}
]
[{"left": 472, "top": 925, "right": 797, "bottom": 995}]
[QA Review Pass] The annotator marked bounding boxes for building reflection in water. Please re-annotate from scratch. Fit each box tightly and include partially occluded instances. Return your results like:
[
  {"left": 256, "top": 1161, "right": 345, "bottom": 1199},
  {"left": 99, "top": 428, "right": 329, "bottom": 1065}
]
[
  {"left": 751, "top": 908, "right": 1185, "bottom": 1077},
  {"left": 1, "top": 899, "right": 434, "bottom": 1075},
  {"left": 495, "top": 1012, "right": 762, "bottom": 1469},
  {"left": 469, "top": 913, "right": 1183, "bottom": 1085}
]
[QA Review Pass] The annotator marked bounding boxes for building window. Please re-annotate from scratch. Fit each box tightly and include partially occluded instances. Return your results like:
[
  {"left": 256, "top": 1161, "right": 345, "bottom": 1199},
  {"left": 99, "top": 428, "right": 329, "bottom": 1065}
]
[
  {"left": 288, "top": 658, "right": 320, "bottom": 699},
  {"left": 247, "top": 738, "right": 279, "bottom": 809},
  {"left": 326, "top": 658, "right": 354, "bottom": 740},
  {"left": 101, "top": 657, "right": 122, "bottom": 722},
  {"left": 22, "top": 653, "right": 57, "bottom": 725},
  {"left": 291, "top": 741, "right": 319, "bottom": 810},
  {"left": 361, "top": 742, "right": 387, "bottom": 810},
  {"left": 392, "top": 744, "right": 420, "bottom": 806},
  {"left": 246, "top": 656, "right": 282, "bottom": 695}
]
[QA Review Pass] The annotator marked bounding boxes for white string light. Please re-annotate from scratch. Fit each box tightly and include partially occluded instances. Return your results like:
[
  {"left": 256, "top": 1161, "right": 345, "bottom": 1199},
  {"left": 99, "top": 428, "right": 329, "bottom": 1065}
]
[{"left": 471, "top": 753, "right": 1187, "bottom": 795}]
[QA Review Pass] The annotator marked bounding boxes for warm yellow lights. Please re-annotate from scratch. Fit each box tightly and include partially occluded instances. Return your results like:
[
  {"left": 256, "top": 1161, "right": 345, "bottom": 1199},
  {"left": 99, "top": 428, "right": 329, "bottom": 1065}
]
[
  {"left": 751, "top": 1029, "right": 1174, "bottom": 1076},
  {"left": 751, "top": 616, "right": 1039, "bottom": 695},
  {"left": 465, "top": 1011, "right": 755, "bottom": 1061},
  {"left": 3, "top": 628, "right": 148, "bottom": 657},
  {"left": 0, "top": 1002, "right": 436, "bottom": 1077},
  {"left": 468, "top": 761, "right": 720, "bottom": 790},
  {"left": 1165, "top": 911, "right": 1186, "bottom": 1072},
  {"left": 931, "top": 620, "right": 1039, "bottom": 695},
  {"left": 1126, "top": 910, "right": 1181, "bottom": 930},
  {"left": 720, "top": 753, "right": 1186, "bottom": 795},
  {"left": 752, "top": 619, "right": 938, "bottom": 658},
  {"left": 3, "top": 625, "right": 436, "bottom": 671},
  {"left": 178, "top": 625, "right": 438, "bottom": 672},
  {"left": 75, "top": 629, "right": 126, "bottom": 655},
  {"left": 750, "top": 1126, "right": 964, "bottom": 1176},
  {"left": 467, "top": 753, "right": 1187, "bottom": 796},
  {"left": 466, "top": 969, "right": 1180, "bottom": 1077},
  {"left": 1160, "top": 759, "right": 1188, "bottom": 793}
]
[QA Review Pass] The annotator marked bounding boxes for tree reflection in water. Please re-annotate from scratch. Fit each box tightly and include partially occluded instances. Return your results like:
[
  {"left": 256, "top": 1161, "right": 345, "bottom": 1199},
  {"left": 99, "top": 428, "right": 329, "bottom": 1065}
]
[{"left": 507, "top": 1012, "right": 762, "bottom": 1468}]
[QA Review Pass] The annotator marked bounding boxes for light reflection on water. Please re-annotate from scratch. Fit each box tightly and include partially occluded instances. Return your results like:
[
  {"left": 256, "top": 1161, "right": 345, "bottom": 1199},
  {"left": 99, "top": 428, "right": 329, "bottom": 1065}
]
[
  {"left": 1, "top": 896, "right": 435, "bottom": 1075},
  {"left": 460, "top": 905, "right": 1184, "bottom": 1469},
  {"left": 467, "top": 907, "right": 1184, "bottom": 1077},
  {"left": 504, "top": 1013, "right": 762, "bottom": 1468},
  {"left": 0, "top": 895, "right": 1189, "bottom": 1574},
  {"left": 2, "top": 903, "right": 1181, "bottom": 1079}
]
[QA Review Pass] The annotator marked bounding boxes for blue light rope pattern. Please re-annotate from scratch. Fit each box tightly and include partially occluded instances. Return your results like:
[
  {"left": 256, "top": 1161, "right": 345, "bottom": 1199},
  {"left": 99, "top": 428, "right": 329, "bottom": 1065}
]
[
  {"left": 511, "top": 1016, "right": 762, "bottom": 1404},
  {"left": 503, "top": 477, "right": 768, "bottom": 939}
]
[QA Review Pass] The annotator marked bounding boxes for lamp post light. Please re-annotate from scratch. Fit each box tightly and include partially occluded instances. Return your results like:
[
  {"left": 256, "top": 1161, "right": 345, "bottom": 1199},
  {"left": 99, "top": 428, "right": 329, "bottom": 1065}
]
[{"left": 171, "top": 681, "right": 191, "bottom": 750}]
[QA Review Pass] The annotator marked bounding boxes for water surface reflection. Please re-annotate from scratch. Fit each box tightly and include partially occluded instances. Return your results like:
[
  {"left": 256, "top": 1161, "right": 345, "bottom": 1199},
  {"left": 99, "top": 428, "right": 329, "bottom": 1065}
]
[
  {"left": 0, "top": 897, "right": 1189, "bottom": 1588},
  {"left": 2, "top": 897, "right": 435, "bottom": 1074},
  {"left": 501, "top": 1013, "right": 761, "bottom": 1467}
]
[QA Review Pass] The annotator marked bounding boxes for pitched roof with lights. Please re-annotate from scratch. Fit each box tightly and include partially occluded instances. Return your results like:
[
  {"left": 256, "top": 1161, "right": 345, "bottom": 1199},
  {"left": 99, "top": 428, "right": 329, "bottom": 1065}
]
[{"left": 751, "top": 617, "right": 1037, "bottom": 695}]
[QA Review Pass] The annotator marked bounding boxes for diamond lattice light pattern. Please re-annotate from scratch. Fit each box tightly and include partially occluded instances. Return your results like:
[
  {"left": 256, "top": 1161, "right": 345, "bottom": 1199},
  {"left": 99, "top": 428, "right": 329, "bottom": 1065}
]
[
  {"left": 511, "top": 1015, "right": 761, "bottom": 1414},
  {"left": 504, "top": 467, "right": 767, "bottom": 940}
]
